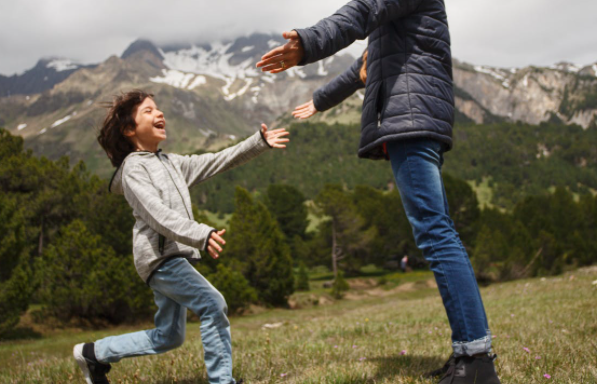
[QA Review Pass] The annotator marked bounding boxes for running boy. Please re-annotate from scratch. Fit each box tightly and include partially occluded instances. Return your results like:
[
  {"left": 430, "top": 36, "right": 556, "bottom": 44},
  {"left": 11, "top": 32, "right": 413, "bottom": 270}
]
[{"left": 73, "top": 90, "right": 289, "bottom": 384}]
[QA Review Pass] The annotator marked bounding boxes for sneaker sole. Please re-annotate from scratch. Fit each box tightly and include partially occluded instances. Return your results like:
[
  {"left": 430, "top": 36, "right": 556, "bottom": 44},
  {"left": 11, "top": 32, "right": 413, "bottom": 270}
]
[{"left": 73, "top": 343, "right": 93, "bottom": 384}]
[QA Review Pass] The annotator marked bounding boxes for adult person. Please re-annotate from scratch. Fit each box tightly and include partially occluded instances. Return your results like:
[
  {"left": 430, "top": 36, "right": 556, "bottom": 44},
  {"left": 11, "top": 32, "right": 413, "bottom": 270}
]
[{"left": 256, "top": 1, "right": 501, "bottom": 383}]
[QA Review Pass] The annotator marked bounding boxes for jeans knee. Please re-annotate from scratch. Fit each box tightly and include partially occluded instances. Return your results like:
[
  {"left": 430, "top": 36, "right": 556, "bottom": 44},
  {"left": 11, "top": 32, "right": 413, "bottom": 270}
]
[
  {"left": 153, "top": 329, "right": 185, "bottom": 352},
  {"left": 205, "top": 293, "right": 229, "bottom": 323}
]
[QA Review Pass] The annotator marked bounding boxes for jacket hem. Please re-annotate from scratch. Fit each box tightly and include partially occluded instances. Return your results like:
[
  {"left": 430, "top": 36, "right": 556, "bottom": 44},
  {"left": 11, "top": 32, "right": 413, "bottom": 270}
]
[{"left": 358, "top": 131, "right": 453, "bottom": 160}]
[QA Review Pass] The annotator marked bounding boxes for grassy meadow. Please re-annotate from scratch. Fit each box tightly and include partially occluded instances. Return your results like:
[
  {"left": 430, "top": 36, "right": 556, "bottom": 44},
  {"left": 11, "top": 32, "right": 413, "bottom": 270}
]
[{"left": 1, "top": 267, "right": 596, "bottom": 384}]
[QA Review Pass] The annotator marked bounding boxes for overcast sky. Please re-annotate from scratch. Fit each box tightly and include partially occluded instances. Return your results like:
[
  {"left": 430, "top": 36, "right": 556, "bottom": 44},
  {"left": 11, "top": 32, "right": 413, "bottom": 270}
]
[{"left": 1, "top": 0, "right": 595, "bottom": 76}]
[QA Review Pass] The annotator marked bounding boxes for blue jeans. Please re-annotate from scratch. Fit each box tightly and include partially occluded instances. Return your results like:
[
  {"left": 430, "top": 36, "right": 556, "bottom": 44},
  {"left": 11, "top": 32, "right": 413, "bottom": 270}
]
[
  {"left": 94, "top": 258, "right": 235, "bottom": 384},
  {"left": 387, "top": 139, "right": 492, "bottom": 357}
]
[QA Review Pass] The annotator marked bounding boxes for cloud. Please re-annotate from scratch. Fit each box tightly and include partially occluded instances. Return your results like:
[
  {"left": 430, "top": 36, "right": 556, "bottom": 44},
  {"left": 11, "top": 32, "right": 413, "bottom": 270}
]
[{"left": 0, "top": 0, "right": 596, "bottom": 75}]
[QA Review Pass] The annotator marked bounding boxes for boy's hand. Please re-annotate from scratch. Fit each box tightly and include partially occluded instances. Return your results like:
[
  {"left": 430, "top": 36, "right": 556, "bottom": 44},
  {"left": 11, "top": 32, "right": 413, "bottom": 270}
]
[
  {"left": 256, "top": 31, "right": 304, "bottom": 74},
  {"left": 292, "top": 99, "right": 318, "bottom": 120},
  {"left": 207, "top": 229, "right": 226, "bottom": 259},
  {"left": 261, "top": 124, "right": 290, "bottom": 149}
]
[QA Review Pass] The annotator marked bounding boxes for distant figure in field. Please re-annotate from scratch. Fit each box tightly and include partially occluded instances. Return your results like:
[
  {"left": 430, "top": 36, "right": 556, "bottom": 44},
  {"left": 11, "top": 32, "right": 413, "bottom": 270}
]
[
  {"left": 400, "top": 255, "right": 409, "bottom": 273},
  {"left": 72, "top": 90, "right": 289, "bottom": 384},
  {"left": 256, "top": 0, "right": 501, "bottom": 383}
]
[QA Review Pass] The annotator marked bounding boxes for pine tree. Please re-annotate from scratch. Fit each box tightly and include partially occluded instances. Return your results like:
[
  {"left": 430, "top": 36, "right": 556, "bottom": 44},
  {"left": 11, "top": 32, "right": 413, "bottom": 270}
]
[
  {"left": 331, "top": 271, "right": 350, "bottom": 299},
  {"left": 207, "top": 264, "right": 258, "bottom": 313},
  {"left": 264, "top": 184, "right": 308, "bottom": 240},
  {"left": 0, "top": 194, "right": 32, "bottom": 336},
  {"left": 227, "top": 187, "right": 294, "bottom": 306},
  {"left": 36, "top": 220, "right": 153, "bottom": 324},
  {"left": 296, "top": 262, "right": 310, "bottom": 291},
  {"left": 314, "top": 184, "right": 376, "bottom": 277}
]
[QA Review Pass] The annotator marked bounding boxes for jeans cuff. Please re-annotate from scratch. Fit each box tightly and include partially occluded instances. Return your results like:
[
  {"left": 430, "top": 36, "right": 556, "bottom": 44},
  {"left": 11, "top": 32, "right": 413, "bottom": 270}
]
[{"left": 452, "top": 329, "right": 492, "bottom": 357}]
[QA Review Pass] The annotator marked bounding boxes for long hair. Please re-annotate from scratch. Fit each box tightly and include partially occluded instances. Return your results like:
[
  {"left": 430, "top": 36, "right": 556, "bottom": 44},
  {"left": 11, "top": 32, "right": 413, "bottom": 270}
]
[
  {"left": 359, "top": 51, "right": 368, "bottom": 84},
  {"left": 97, "top": 90, "right": 153, "bottom": 167}
]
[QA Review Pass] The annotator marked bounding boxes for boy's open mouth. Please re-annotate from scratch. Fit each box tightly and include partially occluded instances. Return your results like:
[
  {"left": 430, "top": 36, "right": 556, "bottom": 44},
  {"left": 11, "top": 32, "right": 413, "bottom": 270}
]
[{"left": 154, "top": 120, "right": 166, "bottom": 130}]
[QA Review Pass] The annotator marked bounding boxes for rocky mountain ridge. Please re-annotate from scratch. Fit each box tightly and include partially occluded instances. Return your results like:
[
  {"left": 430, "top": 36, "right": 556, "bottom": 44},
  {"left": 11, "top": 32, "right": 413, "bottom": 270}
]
[{"left": 0, "top": 33, "right": 595, "bottom": 177}]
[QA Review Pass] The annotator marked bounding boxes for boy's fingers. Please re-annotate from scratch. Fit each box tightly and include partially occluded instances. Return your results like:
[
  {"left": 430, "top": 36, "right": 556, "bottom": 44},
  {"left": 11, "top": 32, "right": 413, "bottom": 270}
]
[
  {"left": 211, "top": 232, "right": 226, "bottom": 245},
  {"left": 208, "top": 246, "right": 219, "bottom": 259},
  {"left": 209, "top": 238, "right": 223, "bottom": 252}
]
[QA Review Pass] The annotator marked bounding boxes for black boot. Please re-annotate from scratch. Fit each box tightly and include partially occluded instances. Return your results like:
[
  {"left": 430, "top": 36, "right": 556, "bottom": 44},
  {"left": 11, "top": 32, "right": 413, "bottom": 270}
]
[
  {"left": 438, "top": 354, "right": 501, "bottom": 384},
  {"left": 73, "top": 343, "right": 112, "bottom": 384},
  {"left": 426, "top": 353, "right": 455, "bottom": 378}
]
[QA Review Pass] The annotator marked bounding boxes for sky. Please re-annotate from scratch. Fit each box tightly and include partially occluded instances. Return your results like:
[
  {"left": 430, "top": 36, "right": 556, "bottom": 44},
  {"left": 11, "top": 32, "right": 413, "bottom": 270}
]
[{"left": 1, "top": 0, "right": 596, "bottom": 76}]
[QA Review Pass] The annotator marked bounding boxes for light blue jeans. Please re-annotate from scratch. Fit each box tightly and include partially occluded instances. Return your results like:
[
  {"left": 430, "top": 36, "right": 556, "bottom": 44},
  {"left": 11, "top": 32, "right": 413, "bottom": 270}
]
[
  {"left": 94, "top": 258, "right": 235, "bottom": 384},
  {"left": 387, "top": 138, "right": 492, "bottom": 357}
]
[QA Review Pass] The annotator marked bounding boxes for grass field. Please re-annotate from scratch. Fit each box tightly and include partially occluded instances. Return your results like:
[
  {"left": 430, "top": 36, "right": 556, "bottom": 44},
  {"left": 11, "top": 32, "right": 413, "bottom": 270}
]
[{"left": 1, "top": 267, "right": 596, "bottom": 384}]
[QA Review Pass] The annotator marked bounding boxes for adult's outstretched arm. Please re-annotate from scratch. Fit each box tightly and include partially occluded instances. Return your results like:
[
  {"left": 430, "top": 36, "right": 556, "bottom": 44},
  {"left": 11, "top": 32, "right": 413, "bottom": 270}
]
[
  {"left": 313, "top": 53, "right": 365, "bottom": 112},
  {"left": 296, "top": 0, "right": 423, "bottom": 66}
]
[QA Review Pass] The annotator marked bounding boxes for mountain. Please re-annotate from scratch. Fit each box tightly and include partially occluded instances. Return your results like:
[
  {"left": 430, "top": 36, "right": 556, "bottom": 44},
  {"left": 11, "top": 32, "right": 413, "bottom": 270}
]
[
  {"left": 0, "top": 33, "right": 596, "bottom": 177},
  {"left": 0, "top": 58, "right": 93, "bottom": 97}
]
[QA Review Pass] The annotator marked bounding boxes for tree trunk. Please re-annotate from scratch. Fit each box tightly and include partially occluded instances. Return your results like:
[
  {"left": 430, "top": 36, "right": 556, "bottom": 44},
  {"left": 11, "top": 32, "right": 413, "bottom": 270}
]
[
  {"left": 38, "top": 217, "right": 44, "bottom": 257},
  {"left": 332, "top": 219, "right": 338, "bottom": 279}
]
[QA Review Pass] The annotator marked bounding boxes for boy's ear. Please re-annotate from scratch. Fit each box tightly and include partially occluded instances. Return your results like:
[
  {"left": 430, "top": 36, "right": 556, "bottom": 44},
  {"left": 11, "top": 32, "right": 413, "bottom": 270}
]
[{"left": 123, "top": 125, "right": 136, "bottom": 138}]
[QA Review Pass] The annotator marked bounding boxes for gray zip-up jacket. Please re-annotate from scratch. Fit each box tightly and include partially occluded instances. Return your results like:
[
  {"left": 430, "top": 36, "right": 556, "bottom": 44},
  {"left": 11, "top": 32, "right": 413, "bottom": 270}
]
[{"left": 108, "top": 130, "right": 271, "bottom": 283}]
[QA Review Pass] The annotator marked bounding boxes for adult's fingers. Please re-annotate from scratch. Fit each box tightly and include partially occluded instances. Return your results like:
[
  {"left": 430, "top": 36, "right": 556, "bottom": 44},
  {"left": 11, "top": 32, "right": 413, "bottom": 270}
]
[
  {"left": 260, "top": 45, "right": 286, "bottom": 61},
  {"left": 258, "top": 54, "right": 298, "bottom": 72},
  {"left": 282, "top": 30, "right": 299, "bottom": 39},
  {"left": 296, "top": 100, "right": 312, "bottom": 109}
]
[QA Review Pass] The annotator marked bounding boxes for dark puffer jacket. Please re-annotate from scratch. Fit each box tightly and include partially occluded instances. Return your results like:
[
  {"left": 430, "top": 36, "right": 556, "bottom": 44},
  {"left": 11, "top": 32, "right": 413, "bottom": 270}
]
[{"left": 295, "top": 0, "right": 454, "bottom": 159}]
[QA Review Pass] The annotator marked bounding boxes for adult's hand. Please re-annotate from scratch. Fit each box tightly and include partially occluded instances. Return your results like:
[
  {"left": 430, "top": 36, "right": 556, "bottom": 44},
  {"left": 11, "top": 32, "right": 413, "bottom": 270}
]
[
  {"left": 292, "top": 100, "right": 318, "bottom": 120},
  {"left": 256, "top": 31, "right": 304, "bottom": 74}
]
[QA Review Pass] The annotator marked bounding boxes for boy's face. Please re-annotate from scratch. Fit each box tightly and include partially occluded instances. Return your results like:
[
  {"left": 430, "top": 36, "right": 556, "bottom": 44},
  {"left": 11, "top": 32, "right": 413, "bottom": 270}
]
[{"left": 127, "top": 97, "right": 167, "bottom": 150}]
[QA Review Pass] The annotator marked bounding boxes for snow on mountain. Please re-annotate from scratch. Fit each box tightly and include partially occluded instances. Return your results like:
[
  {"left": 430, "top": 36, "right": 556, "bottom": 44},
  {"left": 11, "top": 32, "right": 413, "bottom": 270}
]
[
  {"left": 153, "top": 35, "right": 347, "bottom": 104},
  {"left": 50, "top": 114, "right": 72, "bottom": 128},
  {"left": 150, "top": 69, "right": 207, "bottom": 90},
  {"left": 46, "top": 59, "right": 80, "bottom": 72},
  {"left": 473, "top": 65, "right": 514, "bottom": 88},
  {"left": 550, "top": 62, "right": 581, "bottom": 73}
]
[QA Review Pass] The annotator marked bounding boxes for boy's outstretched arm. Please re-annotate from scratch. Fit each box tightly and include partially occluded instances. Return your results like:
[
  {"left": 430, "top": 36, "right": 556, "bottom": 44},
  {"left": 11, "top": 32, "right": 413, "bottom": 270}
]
[{"left": 170, "top": 125, "right": 289, "bottom": 187}]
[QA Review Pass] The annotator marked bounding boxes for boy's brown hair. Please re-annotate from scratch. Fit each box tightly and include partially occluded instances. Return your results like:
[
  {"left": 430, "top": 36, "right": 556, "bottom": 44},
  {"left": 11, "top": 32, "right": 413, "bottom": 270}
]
[{"left": 97, "top": 90, "right": 153, "bottom": 167}]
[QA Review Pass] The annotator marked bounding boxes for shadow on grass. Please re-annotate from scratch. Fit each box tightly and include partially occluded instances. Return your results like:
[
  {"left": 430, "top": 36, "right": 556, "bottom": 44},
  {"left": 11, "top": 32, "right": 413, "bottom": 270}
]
[
  {"left": 0, "top": 327, "right": 42, "bottom": 342},
  {"left": 370, "top": 354, "right": 446, "bottom": 382}
]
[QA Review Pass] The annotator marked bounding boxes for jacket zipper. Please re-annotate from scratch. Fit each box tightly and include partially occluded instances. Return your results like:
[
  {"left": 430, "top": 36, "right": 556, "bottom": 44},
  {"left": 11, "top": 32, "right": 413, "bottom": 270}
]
[{"left": 155, "top": 152, "right": 193, "bottom": 254}]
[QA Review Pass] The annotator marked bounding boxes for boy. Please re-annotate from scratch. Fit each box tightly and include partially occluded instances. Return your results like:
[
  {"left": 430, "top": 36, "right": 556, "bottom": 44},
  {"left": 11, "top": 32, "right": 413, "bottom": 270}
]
[{"left": 73, "top": 90, "right": 289, "bottom": 384}]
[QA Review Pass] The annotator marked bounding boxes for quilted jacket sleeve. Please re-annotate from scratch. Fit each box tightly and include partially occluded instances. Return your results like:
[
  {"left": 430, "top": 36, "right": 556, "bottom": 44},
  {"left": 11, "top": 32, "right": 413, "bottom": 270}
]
[
  {"left": 313, "top": 54, "right": 365, "bottom": 112},
  {"left": 295, "top": 0, "right": 423, "bottom": 65}
]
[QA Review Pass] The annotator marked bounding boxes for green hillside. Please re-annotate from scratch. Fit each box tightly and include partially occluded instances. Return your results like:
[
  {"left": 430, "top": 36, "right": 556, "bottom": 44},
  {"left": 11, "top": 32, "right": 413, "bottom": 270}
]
[{"left": 190, "top": 121, "right": 597, "bottom": 212}]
